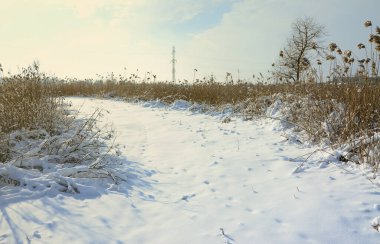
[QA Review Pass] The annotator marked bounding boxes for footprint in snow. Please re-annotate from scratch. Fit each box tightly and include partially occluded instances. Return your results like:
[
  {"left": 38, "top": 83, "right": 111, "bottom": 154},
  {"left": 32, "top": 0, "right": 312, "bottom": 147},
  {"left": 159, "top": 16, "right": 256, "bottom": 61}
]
[
  {"left": 374, "top": 204, "right": 380, "bottom": 211},
  {"left": 319, "top": 161, "right": 329, "bottom": 168},
  {"left": 181, "top": 194, "right": 196, "bottom": 202},
  {"left": 210, "top": 161, "right": 219, "bottom": 166},
  {"left": 28, "top": 231, "right": 41, "bottom": 240},
  {"left": 274, "top": 218, "right": 283, "bottom": 224}
]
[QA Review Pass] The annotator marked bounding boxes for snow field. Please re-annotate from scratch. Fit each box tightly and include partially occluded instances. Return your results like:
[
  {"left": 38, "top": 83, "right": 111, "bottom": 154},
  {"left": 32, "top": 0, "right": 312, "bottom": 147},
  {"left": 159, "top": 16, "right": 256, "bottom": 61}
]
[{"left": 1, "top": 97, "right": 380, "bottom": 243}]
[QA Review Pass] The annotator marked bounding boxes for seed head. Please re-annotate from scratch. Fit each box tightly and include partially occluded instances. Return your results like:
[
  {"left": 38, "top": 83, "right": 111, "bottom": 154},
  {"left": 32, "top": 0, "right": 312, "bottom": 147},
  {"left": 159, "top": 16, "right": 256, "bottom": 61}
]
[
  {"left": 279, "top": 50, "right": 284, "bottom": 58},
  {"left": 326, "top": 54, "right": 336, "bottom": 60},
  {"left": 329, "top": 43, "right": 338, "bottom": 52},
  {"left": 343, "top": 50, "right": 352, "bottom": 57},
  {"left": 373, "top": 35, "right": 380, "bottom": 45},
  {"left": 369, "top": 34, "right": 374, "bottom": 43},
  {"left": 357, "top": 43, "right": 365, "bottom": 49},
  {"left": 336, "top": 48, "right": 342, "bottom": 55},
  {"left": 364, "top": 20, "right": 372, "bottom": 27}
]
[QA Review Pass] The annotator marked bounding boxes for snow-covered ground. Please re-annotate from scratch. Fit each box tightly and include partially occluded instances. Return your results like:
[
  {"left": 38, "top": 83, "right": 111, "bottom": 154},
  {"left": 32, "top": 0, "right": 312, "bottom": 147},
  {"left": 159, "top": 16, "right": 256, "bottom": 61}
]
[{"left": 1, "top": 97, "right": 380, "bottom": 243}]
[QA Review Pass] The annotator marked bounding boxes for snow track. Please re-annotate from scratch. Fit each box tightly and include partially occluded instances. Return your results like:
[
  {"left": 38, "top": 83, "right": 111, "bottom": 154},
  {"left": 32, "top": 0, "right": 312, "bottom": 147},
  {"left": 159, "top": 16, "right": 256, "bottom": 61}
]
[{"left": 1, "top": 97, "right": 380, "bottom": 243}]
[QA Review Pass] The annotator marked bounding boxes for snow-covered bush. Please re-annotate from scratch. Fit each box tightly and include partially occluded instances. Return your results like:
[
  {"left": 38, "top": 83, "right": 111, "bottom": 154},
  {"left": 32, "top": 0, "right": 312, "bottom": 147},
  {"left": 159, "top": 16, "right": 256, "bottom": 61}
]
[
  {"left": 0, "top": 107, "right": 124, "bottom": 194},
  {"left": 0, "top": 65, "right": 124, "bottom": 194}
]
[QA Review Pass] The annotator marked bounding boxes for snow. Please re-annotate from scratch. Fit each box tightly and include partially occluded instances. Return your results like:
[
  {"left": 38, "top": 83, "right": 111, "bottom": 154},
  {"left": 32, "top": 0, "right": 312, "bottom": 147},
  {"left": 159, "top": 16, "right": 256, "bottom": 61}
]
[
  {"left": 171, "top": 99, "right": 192, "bottom": 110},
  {"left": 1, "top": 97, "right": 380, "bottom": 243}
]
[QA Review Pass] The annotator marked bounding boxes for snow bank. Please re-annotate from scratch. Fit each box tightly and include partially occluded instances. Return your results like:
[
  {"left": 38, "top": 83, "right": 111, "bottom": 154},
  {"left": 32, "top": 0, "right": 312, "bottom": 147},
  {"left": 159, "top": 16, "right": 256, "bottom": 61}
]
[
  {"left": 0, "top": 107, "right": 153, "bottom": 206},
  {"left": 171, "top": 99, "right": 192, "bottom": 110}
]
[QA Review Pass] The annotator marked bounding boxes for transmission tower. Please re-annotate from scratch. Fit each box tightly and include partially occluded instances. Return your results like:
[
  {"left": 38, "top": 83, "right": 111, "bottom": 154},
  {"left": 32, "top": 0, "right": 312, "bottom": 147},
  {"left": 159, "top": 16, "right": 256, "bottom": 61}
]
[{"left": 171, "top": 46, "right": 176, "bottom": 82}]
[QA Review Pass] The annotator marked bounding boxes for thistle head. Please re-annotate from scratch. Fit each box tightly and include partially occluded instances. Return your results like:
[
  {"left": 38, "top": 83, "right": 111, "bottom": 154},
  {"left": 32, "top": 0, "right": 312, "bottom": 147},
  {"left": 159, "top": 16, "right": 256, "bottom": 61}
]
[
  {"left": 343, "top": 50, "right": 352, "bottom": 57},
  {"left": 329, "top": 43, "right": 338, "bottom": 52},
  {"left": 364, "top": 20, "right": 372, "bottom": 27},
  {"left": 372, "top": 35, "right": 380, "bottom": 45},
  {"left": 326, "top": 54, "right": 336, "bottom": 60},
  {"left": 369, "top": 34, "right": 374, "bottom": 43},
  {"left": 357, "top": 43, "right": 366, "bottom": 49}
]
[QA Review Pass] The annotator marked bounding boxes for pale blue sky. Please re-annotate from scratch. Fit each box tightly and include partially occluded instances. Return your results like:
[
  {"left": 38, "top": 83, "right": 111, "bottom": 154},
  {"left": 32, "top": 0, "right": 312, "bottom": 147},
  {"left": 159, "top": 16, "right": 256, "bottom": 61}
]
[{"left": 0, "top": 0, "right": 379, "bottom": 81}]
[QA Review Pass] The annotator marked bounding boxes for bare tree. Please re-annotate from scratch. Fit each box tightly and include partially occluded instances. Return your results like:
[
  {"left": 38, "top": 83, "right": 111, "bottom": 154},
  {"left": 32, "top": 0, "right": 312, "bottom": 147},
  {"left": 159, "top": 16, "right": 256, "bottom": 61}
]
[{"left": 273, "top": 17, "right": 326, "bottom": 82}]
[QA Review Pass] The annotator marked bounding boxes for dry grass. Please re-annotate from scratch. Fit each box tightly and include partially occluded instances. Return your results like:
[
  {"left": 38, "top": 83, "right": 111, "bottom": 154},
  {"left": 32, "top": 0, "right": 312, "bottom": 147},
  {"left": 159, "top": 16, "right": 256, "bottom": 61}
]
[
  {"left": 2, "top": 19, "right": 380, "bottom": 173},
  {"left": 0, "top": 65, "right": 122, "bottom": 190},
  {"left": 0, "top": 65, "right": 65, "bottom": 162},
  {"left": 57, "top": 79, "right": 379, "bottom": 137},
  {"left": 55, "top": 76, "right": 380, "bottom": 171},
  {"left": 0, "top": 65, "right": 64, "bottom": 134}
]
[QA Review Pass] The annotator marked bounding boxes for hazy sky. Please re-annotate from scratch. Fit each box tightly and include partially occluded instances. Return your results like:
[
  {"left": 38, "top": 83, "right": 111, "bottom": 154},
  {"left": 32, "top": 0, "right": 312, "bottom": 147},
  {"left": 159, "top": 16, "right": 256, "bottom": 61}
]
[{"left": 1, "top": 0, "right": 379, "bottom": 81}]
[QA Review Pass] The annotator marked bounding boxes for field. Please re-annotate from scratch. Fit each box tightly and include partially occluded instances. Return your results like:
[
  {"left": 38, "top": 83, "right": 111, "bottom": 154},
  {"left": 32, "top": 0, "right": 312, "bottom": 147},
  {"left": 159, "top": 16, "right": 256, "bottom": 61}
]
[{"left": 1, "top": 16, "right": 380, "bottom": 244}]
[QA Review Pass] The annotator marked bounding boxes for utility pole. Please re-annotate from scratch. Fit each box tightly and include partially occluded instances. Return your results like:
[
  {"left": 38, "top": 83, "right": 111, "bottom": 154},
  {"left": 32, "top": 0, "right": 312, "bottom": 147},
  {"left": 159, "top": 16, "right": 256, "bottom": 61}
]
[{"left": 171, "top": 46, "right": 176, "bottom": 83}]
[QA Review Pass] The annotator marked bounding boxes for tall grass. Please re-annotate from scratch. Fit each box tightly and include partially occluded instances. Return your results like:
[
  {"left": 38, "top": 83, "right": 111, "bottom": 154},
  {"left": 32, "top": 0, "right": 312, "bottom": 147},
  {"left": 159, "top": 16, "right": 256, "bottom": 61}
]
[
  {"left": 0, "top": 65, "right": 120, "bottom": 190},
  {"left": 0, "top": 65, "right": 63, "bottom": 134},
  {"left": 56, "top": 79, "right": 380, "bottom": 137},
  {"left": 0, "top": 65, "right": 65, "bottom": 162}
]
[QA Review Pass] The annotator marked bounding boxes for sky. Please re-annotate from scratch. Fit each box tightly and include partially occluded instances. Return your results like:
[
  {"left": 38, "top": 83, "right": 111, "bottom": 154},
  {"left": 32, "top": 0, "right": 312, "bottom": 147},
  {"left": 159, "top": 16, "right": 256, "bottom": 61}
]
[{"left": 0, "top": 0, "right": 379, "bottom": 82}]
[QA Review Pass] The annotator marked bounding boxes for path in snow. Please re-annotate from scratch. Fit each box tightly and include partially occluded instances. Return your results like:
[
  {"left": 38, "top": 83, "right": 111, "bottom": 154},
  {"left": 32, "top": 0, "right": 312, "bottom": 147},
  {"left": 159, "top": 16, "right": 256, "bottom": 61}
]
[{"left": 1, "top": 97, "right": 380, "bottom": 243}]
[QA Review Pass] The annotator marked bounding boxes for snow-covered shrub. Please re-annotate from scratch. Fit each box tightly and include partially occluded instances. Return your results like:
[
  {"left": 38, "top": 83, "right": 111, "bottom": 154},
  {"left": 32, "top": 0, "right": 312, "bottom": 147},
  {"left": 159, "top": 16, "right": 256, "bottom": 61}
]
[
  {"left": 0, "top": 65, "right": 125, "bottom": 193},
  {"left": 0, "top": 64, "right": 66, "bottom": 162},
  {"left": 0, "top": 107, "right": 124, "bottom": 193}
]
